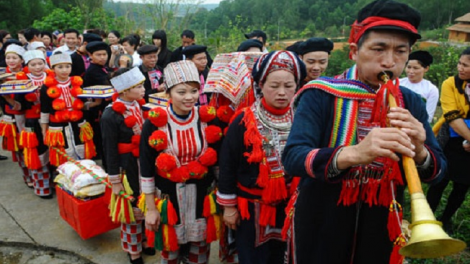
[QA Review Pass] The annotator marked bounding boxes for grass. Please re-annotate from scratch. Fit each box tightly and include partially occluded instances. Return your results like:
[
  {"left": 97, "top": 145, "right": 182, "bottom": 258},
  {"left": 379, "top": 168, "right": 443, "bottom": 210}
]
[
  {"left": 403, "top": 106, "right": 470, "bottom": 263},
  {"left": 404, "top": 184, "right": 470, "bottom": 264}
]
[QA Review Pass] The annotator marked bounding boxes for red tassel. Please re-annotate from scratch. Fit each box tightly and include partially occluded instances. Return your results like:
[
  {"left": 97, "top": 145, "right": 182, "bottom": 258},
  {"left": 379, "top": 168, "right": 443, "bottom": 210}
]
[
  {"left": 203, "top": 195, "right": 211, "bottom": 218},
  {"left": 145, "top": 228, "right": 155, "bottom": 248},
  {"left": 206, "top": 215, "right": 217, "bottom": 243},
  {"left": 259, "top": 204, "right": 276, "bottom": 227},
  {"left": 256, "top": 159, "right": 269, "bottom": 187},
  {"left": 166, "top": 225, "right": 179, "bottom": 251},
  {"left": 237, "top": 197, "right": 250, "bottom": 220},
  {"left": 166, "top": 200, "right": 178, "bottom": 226},
  {"left": 387, "top": 201, "right": 403, "bottom": 241},
  {"left": 389, "top": 235, "right": 406, "bottom": 264},
  {"left": 261, "top": 174, "right": 287, "bottom": 204},
  {"left": 241, "top": 108, "right": 264, "bottom": 163}
]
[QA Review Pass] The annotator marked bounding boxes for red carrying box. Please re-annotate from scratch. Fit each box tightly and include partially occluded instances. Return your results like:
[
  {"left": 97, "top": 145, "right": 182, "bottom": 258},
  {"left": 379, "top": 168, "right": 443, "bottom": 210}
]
[{"left": 56, "top": 185, "right": 120, "bottom": 239}]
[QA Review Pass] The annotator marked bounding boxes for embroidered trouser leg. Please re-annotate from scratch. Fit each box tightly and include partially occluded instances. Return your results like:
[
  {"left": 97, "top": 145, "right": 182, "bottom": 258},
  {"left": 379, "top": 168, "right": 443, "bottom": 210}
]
[
  {"left": 31, "top": 165, "right": 51, "bottom": 197},
  {"left": 121, "top": 220, "right": 143, "bottom": 255},
  {"left": 161, "top": 241, "right": 210, "bottom": 264}
]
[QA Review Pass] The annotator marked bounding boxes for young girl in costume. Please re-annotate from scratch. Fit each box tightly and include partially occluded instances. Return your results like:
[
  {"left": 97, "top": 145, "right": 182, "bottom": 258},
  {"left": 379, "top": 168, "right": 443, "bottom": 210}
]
[
  {"left": 102, "top": 67, "right": 154, "bottom": 264},
  {"left": 217, "top": 50, "right": 306, "bottom": 264},
  {"left": 140, "top": 60, "right": 223, "bottom": 264},
  {"left": 14, "top": 50, "right": 52, "bottom": 198},
  {"left": 0, "top": 44, "right": 32, "bottom": 187},
  {"left": 39, "top": 52, "right": 95, "bottom": 168}
]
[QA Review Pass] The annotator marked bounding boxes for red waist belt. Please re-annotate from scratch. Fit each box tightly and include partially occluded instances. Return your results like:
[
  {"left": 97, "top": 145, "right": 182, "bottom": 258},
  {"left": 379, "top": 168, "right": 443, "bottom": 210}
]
[
  {"left": 25, "top": 105, "right": 41, "bottom": 119},
  {"left": 117, "top": 135, "right": 140, "bottom": 157},
  {"left": 237, "top": 182, "right": 263, "bottom": 197}
]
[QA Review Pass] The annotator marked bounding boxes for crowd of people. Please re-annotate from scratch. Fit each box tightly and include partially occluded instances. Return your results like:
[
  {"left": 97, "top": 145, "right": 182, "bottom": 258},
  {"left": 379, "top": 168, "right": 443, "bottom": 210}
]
[{"left": 0, "top": 0, "right": 470, "bottom": 263}]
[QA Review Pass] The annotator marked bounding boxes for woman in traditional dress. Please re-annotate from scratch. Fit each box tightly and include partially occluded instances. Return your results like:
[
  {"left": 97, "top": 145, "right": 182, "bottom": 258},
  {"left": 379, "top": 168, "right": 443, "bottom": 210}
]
[
  {"left": 0, "top": 44, "right": 31, "bottom": 186},
  {"left": 427, "top": 47, "right": 470, "bottom": 233},
  {"left": 399, "top": 50, "right": 439, "bottom": 123},
  {"left": 140, "top": 60, "right": 223, "bottom": 264},
  {"left": 217, "top": 50, "right": 306, "bottom": 264},
  {"left": 14, "top": 50, "right": 52, "bottom": 198},
  {"left": 102, "top": 67, "right": 154, "bottom": 264},
  {"left": 39, "top": 52, "right": 96, "bottom": 168}
]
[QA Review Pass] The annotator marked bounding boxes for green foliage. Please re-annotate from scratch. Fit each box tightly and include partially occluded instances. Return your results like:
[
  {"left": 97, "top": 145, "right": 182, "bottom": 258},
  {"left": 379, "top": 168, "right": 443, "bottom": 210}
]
[
  {"left": 32, "top": 6, "right": 124, "bottom": 33},
  {"left": 423, "top": 44, "right": 465, "bottom": 91},
  {"left": 324, "top": 45, "right": 355, "bottom": 77},
  {"left": 0, "top": 0, "right": 51, "bottom": 33}
]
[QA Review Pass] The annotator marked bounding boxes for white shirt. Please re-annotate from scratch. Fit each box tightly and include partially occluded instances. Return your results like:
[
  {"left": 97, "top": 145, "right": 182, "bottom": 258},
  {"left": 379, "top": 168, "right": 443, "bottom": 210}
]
[
  {"left": 53, "top": 45, "right": 76, "bottom": 55},
  {"left": 400, "top": 77, "right": 439, "bottom": 123},
  {"left": 132, "top": 52, "right": 142, "bottom": 67}
]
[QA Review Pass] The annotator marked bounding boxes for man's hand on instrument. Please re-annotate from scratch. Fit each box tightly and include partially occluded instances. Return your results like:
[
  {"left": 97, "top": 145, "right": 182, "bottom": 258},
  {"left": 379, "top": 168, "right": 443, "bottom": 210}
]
[
  {"left": 337, "top": 127, "right": 415, "bottom": 169},
  {"left": 388, "top": 107, "right": 427, "bottom": 164}
]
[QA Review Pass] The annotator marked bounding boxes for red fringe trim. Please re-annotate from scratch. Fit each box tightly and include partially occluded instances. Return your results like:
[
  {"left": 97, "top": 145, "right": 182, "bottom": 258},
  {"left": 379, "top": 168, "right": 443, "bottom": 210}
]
[
  {"left": 20, "top": 130, "right": 42, "bottom": 170},
  {"left": 241, "top": 108, "right": 264, "bottom": 163},
  {"left": 237, "top": 197, "right": 250, "bottom": 220},
  {"left": 79, "top": 122, "right": 96, "bottom": 159},
  {"left": 259, "top": 204, "right": 276, "bottom": 227}
]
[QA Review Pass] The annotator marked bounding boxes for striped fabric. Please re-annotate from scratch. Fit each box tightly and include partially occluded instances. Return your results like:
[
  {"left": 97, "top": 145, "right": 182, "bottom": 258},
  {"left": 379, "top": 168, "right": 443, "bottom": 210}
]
[{"left": 164, "top": 61, "right": 200, "bottom": 91}]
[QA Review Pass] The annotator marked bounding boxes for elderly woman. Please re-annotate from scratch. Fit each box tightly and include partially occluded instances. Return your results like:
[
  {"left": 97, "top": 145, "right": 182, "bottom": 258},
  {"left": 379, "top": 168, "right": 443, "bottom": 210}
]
[
  {"left": 427, "top": 47, "right": 470, "bottom": 233},
  {"left": 140, "top": 60, "right": 223, "bottom": 264},
  {"left": 217, "top": 50, "right": 306, "bottom": 264}
]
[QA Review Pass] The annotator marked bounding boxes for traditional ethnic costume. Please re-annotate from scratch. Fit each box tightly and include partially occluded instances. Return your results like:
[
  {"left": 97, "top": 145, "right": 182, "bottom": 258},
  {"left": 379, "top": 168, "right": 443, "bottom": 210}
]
[
  {"left": 14, "top": 50, "right": 52, "bottom": 197},
  {"left": 140, "top": 61, "right": 223, "bottom": 264},
  {"left": 427, "top": 75, "right": 470, "bottom": 230},
  {"left": 82, "top": 41, "right": 111, "bottom": 162},
  {"left": 0, "top": 44, "right": 31, "bottom": 187},
  {"left": 136, "top": 45, "right": 164, "bottom": 102},
  {"left": 40, "top": 53, "right": 96, "bottom": 167},
  {"left": 281, "top": 2, "right": 446, "bottom": 263},
  {"left": 217, "top": 51, "right": 306, "bottom": 264},
  {"left": 102, "top": 67, "right": 147, "bottom": 263}
]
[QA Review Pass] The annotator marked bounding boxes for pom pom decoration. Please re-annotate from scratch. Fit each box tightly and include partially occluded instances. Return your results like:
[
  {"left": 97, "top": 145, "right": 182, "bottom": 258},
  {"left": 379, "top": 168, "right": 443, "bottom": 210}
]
[
  {"left": 124, "top": 116, "right": 138, "bottom": 128},
  {"left": 44, "top": 76, "right": 58, "bottom": 87},
  {"left": 143, "top": 111, "right": 149, "bottom": 119},
  {"left": 148, "top": 130, "right": 168, "bottom": 151},
  {"left": 112, "top": 102, "right": 126, "bottom": 114},
  {"left": 138, "top": 98, "right": 146, "bottom": 106},
  {"left": 156, "top": 153, "right": 177, "bottom": 173},
  {"left": 52, "top": 99, "right": 66, "bottom": 111},
  {"left": 71, "top": 76, "right": 83, "bottom": 86},
  {"left": 199, "top": 105, "right": 217, "bottom": 123},
  {"left": 187, "top": 161, "right": 208, "bottom": 180},
  {"left": 69, "top": 110, "right": 83, "bottom": 122},
  {"left": 46, "top": 69, "right": 55, "bottom": 77},
  {"left": 148, "top": 107, "right": 168, "bottom": 127},
  {"left": 22, "top": 67, "right": 30, "bottom": 74},
  {"left": 216, "top": 105, "right": 235, "bottom": 123},
  {"left": 72, "top": 99, "right": 84, "bottom": 110},
  {"left": 112, "top": 92, "right": 119, "bottom": 102},
  {"left": 205, "top": 125, "right": 222, "bottom": 144},
  {"left": 15, "top": 72, "right": 28, "bottom": 80},
  {"left": 198, "top": 147, "right": 217, "bottom": 167},
  {"left": 25, "top": 93, "right": 38, "bottom": 102},
  {"left": 70, "top": 87, "right": 83, "bottom": 98},
  {"left": 46, "top": 86, "right": 61, "bottom": 99}
]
